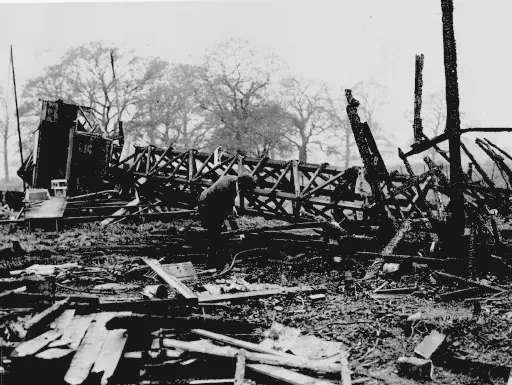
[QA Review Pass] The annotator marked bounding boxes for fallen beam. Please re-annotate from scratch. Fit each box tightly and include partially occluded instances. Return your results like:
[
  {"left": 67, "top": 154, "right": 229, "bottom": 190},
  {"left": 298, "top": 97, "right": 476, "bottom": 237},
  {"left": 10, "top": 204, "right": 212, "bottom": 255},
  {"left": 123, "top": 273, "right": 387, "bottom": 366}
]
[
  {"left": 248, "top": 364, "right": 335, "bottom": 385},
  {"left": 198, "top": 286, "right": 323, "bottom": 303},
  {"left": 162, "top": 339, "right": 342, "bottom": 373},
  {"left": 354, "top": 251, "right": 450, "bottom": 264}
]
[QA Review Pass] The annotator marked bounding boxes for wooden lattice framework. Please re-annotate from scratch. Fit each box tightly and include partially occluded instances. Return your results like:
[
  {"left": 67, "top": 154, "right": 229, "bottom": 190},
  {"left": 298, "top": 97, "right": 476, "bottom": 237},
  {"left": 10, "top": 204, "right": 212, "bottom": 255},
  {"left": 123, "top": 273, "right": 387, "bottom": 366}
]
[{"left": 110, "top": 146, "right": 369, "bottom": 222}]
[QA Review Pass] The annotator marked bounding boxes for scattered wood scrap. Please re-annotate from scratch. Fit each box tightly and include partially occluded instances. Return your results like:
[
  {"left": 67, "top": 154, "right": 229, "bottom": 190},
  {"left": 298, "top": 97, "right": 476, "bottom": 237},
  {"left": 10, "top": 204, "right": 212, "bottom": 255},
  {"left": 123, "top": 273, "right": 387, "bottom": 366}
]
[{"left": 142, "top": 257, "right": 198, "bottom": 301}]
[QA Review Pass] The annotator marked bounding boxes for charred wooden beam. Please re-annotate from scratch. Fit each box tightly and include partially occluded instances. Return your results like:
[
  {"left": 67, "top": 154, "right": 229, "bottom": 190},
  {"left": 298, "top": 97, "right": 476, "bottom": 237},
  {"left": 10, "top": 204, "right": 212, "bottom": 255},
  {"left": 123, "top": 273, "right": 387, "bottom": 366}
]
[
  {"left": 413, "top": 54, "right": 425, "bottom": 144},
  {"left": 345, "top": 89, "right": 389, "bottom": 204},
  {"left": 460, "top": 141, "right": 495, "bottom": 188}
]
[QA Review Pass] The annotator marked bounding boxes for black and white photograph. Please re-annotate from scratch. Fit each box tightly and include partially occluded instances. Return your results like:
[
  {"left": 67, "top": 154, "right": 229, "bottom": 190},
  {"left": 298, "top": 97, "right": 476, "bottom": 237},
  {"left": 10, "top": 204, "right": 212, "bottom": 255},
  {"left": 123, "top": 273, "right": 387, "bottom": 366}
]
[{"left": 0, "top": 0, "right": 511, "bottom": 384}]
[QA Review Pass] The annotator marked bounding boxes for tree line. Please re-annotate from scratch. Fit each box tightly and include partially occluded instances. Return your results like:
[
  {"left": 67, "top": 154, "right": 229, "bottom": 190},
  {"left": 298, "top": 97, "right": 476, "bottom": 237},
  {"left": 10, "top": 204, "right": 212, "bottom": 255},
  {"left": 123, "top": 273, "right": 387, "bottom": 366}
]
[{"left": 0, "top": 38, "right": 445, "bottom": 181}]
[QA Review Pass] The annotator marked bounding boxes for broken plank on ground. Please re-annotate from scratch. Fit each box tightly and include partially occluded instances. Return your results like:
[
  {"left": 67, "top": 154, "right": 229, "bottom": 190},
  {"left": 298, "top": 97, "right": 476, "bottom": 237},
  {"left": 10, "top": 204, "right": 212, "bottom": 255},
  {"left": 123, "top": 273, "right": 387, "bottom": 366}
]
[
  {"left": 163, "top": 338, "right": 341, "bottom": 373},
  {"left": 91, "top": 328, "right": 128, "bottom": 385},
  {"left": 37, "top": 347, "right": 75, "bottom": 360},
  {"left": 198, "top": 286, "right": 323, "bottom": 303},
  {"left": 51, "top": 309, "right": 76, "bottom": 331},
  {"left": 50, "top": 314, "right": 94, "bottom": 350},
  {"left": 64, "top": 319, "right": 109, "bottom": 385},
  {"left": 13, "top": 308, "right": 76, "bottom": 358},
  {"left": 11, "top": 329, "right": 63, "bottom": 358},
  {"left": 248, "top": 363, "right": 335, "bottom": 385},
  {"left": 23, "top": 297, "right": 70, "bottom": 338}
]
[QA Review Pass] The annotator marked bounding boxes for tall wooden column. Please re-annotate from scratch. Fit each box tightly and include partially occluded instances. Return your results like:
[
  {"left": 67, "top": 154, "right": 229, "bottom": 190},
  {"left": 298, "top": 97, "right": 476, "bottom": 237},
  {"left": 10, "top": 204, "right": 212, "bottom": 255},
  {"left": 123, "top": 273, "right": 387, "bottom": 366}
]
[{"left": 441, "top": 0, "right": 465, "bottom": 240}]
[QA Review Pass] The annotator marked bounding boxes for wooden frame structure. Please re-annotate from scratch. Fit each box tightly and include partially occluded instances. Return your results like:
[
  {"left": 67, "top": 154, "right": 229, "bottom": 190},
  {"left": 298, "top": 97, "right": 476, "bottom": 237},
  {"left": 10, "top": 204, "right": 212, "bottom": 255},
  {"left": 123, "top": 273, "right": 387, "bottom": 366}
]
[{"left": 109, "top": 146, "right": 369, "bottom": 222}]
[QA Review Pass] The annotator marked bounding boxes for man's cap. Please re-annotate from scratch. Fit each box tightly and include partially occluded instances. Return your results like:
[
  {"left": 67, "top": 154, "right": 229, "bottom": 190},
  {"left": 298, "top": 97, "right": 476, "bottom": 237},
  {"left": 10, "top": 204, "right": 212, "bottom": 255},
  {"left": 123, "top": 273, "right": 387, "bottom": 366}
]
[{"left": 237, "top": 173, "right": 257, "bottom": 190}]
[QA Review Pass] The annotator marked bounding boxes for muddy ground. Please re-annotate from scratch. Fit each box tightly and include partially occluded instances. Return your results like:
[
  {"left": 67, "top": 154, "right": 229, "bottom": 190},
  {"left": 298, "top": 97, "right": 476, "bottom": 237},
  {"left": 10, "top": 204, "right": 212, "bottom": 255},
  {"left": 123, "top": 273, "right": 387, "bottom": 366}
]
[{"left": 0, "top": 216, "right": 511, "bottom": 385}]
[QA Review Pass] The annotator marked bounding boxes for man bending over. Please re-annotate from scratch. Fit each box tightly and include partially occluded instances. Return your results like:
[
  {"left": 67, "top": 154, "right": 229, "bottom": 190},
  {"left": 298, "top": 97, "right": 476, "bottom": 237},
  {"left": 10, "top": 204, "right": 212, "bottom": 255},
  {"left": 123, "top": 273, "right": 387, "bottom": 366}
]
[{"left": 197, "top": 173, "right": 257, "bottom": 272}]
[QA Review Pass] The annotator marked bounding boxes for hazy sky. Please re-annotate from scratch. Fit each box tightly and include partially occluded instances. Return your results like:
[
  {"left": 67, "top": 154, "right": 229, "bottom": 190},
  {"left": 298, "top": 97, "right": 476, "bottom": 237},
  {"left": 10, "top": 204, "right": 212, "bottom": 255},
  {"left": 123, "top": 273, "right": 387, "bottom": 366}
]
[{"left": 1, "top": 0, "right": 512, "bottom": 171}]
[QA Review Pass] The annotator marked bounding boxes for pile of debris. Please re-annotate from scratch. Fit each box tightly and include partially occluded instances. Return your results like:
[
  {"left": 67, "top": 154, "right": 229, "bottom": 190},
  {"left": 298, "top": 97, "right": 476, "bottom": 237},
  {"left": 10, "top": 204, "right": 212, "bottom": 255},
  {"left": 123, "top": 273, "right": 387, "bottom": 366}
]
[{"left": 0, "top": 234, "right": 509, "bottom": 385}]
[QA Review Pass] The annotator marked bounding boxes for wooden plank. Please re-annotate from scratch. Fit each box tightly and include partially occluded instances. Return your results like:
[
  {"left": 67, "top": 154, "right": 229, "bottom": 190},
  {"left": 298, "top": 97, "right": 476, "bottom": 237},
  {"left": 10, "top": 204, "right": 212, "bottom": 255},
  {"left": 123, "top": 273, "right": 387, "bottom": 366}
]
[
  {"left": 51, "top": 309, "right": 76, "bottom": 331},
  {"left": 36, "top": 347, "right": 74, "bottom": 360},
  {"left": 100, "top": 197, "right": 139, "bottom": 226},
  {"left": 25, "top": 197, "right": 67, "bottom": 219},
  {"left": 92, "top": 329, "right": 128, "bottom": 385},
  {"left": 23, "top": 297, "right": 70, "bottom": 338},
  {"left": 248, "top": 363, "right": 335, "bottom": 385},
  {"left": 64, "top": 320, "right": 109, "bottom": 385},
  {"left": 142, "top": 258, "right": 197, "bottom": 301},
  {"left": 163, "top": 339, "right": 341, "bottom": 373},
  {"left": 49, "top": 314, "right": 93, "bottom": 350},
  {"left": 11, "top": 308, "right": 76, "bottom": 358},
  {"left": 12, "top": 330, "right": 63, "bottom": 358},
  {"left": 198, "top": 286, "right": 321, "bottom": 303},
  {"left": 0, "top": 286, "right": 26, "bottom": 298}
]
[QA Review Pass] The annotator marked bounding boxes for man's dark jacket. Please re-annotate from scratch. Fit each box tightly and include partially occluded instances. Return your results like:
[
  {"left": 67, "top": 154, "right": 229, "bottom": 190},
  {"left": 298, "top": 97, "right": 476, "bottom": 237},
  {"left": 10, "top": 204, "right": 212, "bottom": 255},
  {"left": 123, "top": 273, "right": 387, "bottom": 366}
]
[{"left": 197, "top": 175, "right": 237, "bottom": 230}]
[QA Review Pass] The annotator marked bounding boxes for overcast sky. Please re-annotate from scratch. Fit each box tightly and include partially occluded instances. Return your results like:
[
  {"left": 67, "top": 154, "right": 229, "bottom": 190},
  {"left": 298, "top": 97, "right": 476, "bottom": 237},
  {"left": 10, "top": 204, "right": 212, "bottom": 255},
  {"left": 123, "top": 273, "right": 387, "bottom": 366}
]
[{"left": 1, "top": 0, "right": 512, "bottom": 171}]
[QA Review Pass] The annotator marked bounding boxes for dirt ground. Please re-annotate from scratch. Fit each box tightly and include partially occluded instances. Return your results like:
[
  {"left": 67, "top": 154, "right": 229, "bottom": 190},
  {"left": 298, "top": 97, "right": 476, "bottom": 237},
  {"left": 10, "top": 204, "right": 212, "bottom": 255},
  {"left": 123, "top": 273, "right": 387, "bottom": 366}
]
[{"left": 0, "top": 216, "right": 511, "bottom": 385}]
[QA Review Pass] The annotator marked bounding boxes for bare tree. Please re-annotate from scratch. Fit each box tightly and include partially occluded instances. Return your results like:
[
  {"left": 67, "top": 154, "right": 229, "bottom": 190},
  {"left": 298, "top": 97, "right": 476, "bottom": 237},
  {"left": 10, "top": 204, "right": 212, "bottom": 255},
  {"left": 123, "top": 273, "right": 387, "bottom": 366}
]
[
  {"left": 280, "top": 77, "right": 331, "bottom": 163},
  {"left": 133, "top": 64, "right": 211, "bottom": 149},
  {"left": 423, "top": 91, "right": 447, "bottom": 162},
  {"left": 352, "top": 81, "right": 394, "bottom": 153},
  {"left": 193, "top": 38, "right": 290, "bottom": 157},
  {"left": 325, "top": 92, "right": 355, "bottom": 168},
  {"left": 22, "top": 41, "right": 167, "bottom": 136}
]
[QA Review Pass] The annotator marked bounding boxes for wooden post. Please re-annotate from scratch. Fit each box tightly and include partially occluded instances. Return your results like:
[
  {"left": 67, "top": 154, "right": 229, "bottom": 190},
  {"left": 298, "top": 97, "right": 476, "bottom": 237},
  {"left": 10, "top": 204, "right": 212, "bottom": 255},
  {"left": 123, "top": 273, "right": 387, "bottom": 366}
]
[
  {"left": 292, "top": 160, "right": 301, "bottom": 217},
  {"left": 66, "top": 118, "right": 77, "bottom": 186},
  {"left": 413, "top": 54, "right": 424, "bottom": 144},
  {"left": 441, "top": 0, "right": 465, "bottom": 242},
  {"left": 146, "top": 146, "right": 152, "bottom": 174},
  {"left": 10, "top": 46, "right": 25, "bottom": 192},
  {"left": 238, "top": 155, "right": 245, "bottom": 213}
]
